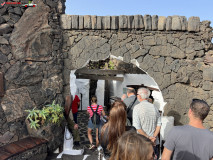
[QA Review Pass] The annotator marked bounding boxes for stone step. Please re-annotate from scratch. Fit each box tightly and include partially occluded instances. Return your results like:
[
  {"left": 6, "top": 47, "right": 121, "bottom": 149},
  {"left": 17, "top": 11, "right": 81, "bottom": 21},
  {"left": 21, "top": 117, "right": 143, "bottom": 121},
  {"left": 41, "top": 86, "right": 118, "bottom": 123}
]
[{"left": 0, "top": 137, "right": 47, "bottom": 160}]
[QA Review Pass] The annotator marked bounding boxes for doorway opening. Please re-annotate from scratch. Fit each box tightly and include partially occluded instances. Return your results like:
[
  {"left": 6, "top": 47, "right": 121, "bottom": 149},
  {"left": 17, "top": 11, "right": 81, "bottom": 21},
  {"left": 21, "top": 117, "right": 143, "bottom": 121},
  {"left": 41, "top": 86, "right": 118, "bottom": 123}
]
[{"left": 69, "top": 55, "right": 166, "bottom": 112}]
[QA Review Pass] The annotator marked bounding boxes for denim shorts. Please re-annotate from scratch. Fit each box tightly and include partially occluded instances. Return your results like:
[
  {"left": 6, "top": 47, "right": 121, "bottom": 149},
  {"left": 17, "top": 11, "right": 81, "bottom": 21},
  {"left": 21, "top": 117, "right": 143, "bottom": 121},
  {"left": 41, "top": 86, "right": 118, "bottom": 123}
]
[{"left": 88, "top": 119, "right": 100, "bottom": 129}]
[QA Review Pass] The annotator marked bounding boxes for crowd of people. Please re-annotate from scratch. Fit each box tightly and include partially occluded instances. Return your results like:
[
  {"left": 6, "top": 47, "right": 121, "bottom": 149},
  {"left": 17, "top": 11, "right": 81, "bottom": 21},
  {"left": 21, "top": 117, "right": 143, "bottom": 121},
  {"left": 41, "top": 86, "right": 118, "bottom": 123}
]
[{"left": 64, "top": 87, "right": 213, "bottom": 160}]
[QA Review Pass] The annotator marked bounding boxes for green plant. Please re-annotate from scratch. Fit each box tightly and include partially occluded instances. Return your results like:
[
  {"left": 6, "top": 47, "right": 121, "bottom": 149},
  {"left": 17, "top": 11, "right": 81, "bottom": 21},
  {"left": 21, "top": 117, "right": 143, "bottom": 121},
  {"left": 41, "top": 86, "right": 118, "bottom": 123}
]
[
  {"left": 108, "top": 60, "right": 115, "bottom": 70},
  {"left": 25, "top": 101, "right": 64, "bottom": 130}
]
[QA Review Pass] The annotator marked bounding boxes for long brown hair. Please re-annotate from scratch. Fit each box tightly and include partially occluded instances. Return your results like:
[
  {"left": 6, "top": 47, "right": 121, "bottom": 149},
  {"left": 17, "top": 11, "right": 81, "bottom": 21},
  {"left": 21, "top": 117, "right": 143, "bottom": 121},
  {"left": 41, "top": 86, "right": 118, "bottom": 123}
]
[
  {"left": 101, "top": 100, "right": 127, "bottom": 151},
  {"left": 110, "top": 131, "right": 153, "bottom": 160}
]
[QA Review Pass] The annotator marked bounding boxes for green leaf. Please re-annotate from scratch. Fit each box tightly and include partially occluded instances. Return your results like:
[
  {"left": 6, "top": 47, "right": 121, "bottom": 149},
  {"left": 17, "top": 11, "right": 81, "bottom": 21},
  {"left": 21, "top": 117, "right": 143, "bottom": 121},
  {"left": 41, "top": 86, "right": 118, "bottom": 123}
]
[{"left": 29, "top": 119, "right": 40, "bottom": 130}]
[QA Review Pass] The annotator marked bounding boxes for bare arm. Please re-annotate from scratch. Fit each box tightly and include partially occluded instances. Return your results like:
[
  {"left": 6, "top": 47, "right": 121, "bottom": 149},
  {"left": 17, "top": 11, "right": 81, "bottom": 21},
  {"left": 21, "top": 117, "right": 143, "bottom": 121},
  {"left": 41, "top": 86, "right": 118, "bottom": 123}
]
[
  {"left": 162, "top": 147, "right": 173, "bottom": 160},
  {"left": 137, "top": 129, "right": 149, "bottom": 137},
  {"left": 101, "top": 109, "right": 106, "bottom": 116},
  {"left": 153, "top": 126, "right": 161, "bottom": 137},
  {"left": 137, "top": 129, "right": 156, "bottom": 143}
]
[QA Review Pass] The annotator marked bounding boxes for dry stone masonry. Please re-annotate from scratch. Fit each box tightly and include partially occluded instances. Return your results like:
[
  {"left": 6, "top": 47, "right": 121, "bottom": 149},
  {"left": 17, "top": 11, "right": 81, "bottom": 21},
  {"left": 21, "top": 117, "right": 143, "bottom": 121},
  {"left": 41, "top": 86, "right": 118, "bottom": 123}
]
[
  {"left": 0, "top": 0, "right": 213, "bottom": 152},
  {"left": 60, "top": 14, "right": 202, "bottom": 32},
  {"left": 61, "top": 14, "right": 213, "bottom": 129},
  {"left": 0, "top": 0, "right": 66, "bottom": 151}
]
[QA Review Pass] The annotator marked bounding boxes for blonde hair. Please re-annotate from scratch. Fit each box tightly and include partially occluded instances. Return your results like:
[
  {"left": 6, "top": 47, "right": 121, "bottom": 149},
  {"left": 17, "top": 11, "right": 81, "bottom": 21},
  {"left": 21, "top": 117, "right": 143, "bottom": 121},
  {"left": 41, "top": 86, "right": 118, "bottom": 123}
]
[
  {"left": 91, "top": 95, "right": 97, "bottom": 103},
  {"left": 110, "top": 131, "right": 153, "bottom": 160}
]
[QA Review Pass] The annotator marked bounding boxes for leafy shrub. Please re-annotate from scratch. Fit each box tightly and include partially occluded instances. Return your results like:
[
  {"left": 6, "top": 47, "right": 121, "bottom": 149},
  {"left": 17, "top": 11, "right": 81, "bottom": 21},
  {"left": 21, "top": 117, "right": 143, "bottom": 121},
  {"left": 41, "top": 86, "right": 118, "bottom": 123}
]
[{"left": 25, "top": 101, "right": 64, "bottom": 129}]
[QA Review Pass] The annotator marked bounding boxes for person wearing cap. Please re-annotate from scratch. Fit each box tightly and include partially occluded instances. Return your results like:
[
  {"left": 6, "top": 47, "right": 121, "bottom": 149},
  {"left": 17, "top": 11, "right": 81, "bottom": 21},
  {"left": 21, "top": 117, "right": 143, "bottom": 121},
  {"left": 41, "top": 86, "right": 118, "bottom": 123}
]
[{"left": 162, "top": 99, "right": 213, "bottom": 160}]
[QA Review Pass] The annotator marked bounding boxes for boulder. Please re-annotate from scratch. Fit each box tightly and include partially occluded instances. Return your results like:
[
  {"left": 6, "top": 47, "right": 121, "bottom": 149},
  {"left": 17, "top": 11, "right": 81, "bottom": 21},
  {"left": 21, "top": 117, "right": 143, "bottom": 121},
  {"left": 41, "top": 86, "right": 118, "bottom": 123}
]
[
  {"left": 0, "top": 36, "right": 9, "bottom": 44},
  {"left": 84, "top": 15, "right": 92, "bottom": 29},
  {"left": 158, "top": 16, "right": 166, "bottom": 30},
  {"left": 1, "top": 87, "right": 36, "bottom": 122},
  {"left": 111, "top": 16, "right": 119, "bottom": 30},
  {"left": 119, "top": 15, "right": 128, "bottom": 29},
  {"left": 0, "top": 131, "right": 14, "bottom": 144},
  {"left": 10, "top": 0, "right": 52, "bottom": 60},
  {"left": 79, "top": 15, "right": 84, "bottom": 29},
  {"left": 97, "top": 16, "right": 103, "bottom": 29},
  {"left": 180, "top": 16, "right": 187, "bottom": 30},
  {"left": 152, "top": 15, "right": 158, "bottom": 30},
  {"left": 144, "top": 15, "right": 152, "bottom": 30},
  {"left": 0, "top": 52, "right": 7, "bottom": 64},
  {"left": 166, "top": 16, "right": 172, "bottom": 31},
  {"left": 71, "top": 15, "right": 79, "bottom": 29},
  {"left": 172, "top": 16, "right": 181, "bottom": 31},
  {"left": 5, "top": 61, "right": 21, "bottom": 81},
  {"left": 134, "top": 15, "right": 144, "bottom": 29},
  {"left": 91, "top": 15, "right": 97, "bottom": 29},
  {"left": 0, "top": 16, "right": 6, "bottom": 24},
  {"left": 127, "top": 15, "right": 134, "bottom": 29},
  {"left": 203, "top": 66, "right": 213, "bottom": 81},
  {"left": 188, "top": 16, "right": 200, "bottom": 32},
  {"left": 13, "top": 62, "right": 44, "bottom": 85},
  {"left": 0, "top": 45, "right": 10, "bottom": 55},
  {"left": 103, "top": 16, "right": 111, "bottom": 30},
  {"left": 60, "top": 14, "right": 71, "bottom": 29},
  {"left": 0, "top": 24, "right": 12, "bottom": 35},
  {"left": 42, "top": 75, "right": 63, "bottom": 94}
]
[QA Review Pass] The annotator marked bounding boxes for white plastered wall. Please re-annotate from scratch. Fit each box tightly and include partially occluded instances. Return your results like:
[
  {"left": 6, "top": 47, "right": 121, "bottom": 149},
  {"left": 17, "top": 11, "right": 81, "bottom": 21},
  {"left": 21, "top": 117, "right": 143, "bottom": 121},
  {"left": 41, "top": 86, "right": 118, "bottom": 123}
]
[
  {"left": 109, "top": 74, "right": 166, "bottom": 111},
  {"left": 70, "top": 70, "right": 90, "bottom": 110}
]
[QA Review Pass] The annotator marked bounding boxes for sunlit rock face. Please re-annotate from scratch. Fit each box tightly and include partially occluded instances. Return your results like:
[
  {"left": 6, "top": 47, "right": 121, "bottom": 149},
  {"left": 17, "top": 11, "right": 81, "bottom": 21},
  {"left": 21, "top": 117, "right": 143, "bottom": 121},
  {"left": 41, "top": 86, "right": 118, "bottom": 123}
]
[
  {"left": 10, "top": 0, "right": 52, "bottom": 60},
  {"left": 0, "top": 0, "right": 65, "bottom": 149}
]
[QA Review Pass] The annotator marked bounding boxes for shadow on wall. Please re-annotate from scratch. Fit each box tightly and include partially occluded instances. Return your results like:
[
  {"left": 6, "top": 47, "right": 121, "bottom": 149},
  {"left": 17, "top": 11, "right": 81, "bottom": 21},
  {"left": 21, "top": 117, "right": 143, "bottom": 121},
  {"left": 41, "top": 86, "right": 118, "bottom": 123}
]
[{"left": 167, "top": 110, "right": 183, "bottom": 126}]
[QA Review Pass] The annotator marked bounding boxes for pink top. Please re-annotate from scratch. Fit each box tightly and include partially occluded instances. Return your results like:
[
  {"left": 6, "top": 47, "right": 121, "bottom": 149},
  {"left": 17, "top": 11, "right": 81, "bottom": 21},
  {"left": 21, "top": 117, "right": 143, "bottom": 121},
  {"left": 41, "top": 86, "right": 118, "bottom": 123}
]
[{"left": 87, "top": 104, "right": 103, "bottom": 118}]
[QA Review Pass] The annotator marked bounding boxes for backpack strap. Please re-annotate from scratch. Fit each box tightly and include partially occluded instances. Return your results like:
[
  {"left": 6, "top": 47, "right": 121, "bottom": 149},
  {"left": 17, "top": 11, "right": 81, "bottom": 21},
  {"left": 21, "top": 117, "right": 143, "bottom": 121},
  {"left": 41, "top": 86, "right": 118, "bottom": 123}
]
[
  {"left": 90, "top": 105, "right": 99, "bottom": 113},
  {"left": 127, "top": 97, "right": 137, "bottom": 114},
  {"left": 95, "top": 105, "right": 99, "bottom": 113},
  {"left": 90, "top": 105, "right": 94, "bottom": 112}
]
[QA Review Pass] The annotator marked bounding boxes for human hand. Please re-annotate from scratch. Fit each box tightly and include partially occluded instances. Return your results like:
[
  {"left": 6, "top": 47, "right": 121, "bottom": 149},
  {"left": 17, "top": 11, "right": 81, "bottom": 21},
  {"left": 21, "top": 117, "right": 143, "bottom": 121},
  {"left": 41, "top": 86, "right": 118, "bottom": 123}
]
[
  {"left": 74, "top": 124, "right": 78, "bottom": 130},
  {"left": 149, "top": 136, "right": 156, "bottom": 145},
  {"left": 121, "top": 94, "right": 127, "bottom": 100}
]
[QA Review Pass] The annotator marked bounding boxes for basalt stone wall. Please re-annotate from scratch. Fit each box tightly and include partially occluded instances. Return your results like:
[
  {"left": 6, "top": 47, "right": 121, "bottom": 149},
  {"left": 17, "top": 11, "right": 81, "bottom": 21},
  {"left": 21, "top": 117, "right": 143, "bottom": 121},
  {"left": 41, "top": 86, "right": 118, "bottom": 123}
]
[
  {"left": 0, "top": 0, "right": 66, "bottom": 150},
  {"left": 61, "top": 15, "right": 213, "bottom": 130}
]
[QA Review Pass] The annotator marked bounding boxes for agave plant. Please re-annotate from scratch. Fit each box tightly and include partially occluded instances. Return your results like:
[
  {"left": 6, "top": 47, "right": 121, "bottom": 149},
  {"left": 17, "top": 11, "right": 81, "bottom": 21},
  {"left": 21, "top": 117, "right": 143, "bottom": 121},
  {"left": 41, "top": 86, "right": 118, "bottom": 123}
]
[{"left": 26, "top": 101, "right": 64, "bottom": 130}]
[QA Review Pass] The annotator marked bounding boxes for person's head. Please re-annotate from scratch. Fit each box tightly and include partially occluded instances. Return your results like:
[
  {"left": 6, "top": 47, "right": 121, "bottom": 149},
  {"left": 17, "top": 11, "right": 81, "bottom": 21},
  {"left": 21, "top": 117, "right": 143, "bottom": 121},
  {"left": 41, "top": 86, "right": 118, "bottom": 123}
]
[
  {"left": 109, "top": 100, "right": 127, "bottom": 127},
  {"left": 137, "top": 88, "right": 151, "bottom": 102},
  {"left": 110, "top": 131, "right": 154, "bottom": 160},
  {"left": 189, "top": 99, "right": 210, "bottom": 121},
  {"left": 127, "top": 87, "right": 136, "bottom": 97},
  {"left": 91, "top": 95, "right": 97, "bottom": 104},
  {"left": 101, "top": 100, "right": 127, "bottom": 151}
]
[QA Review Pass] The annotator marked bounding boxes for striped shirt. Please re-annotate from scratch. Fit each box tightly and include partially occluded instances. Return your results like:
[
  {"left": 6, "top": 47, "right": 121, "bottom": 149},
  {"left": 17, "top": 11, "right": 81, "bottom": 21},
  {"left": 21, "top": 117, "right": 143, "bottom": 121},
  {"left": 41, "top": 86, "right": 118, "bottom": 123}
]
[
  {"left": 133, "top": 100, "right": 161, "bottom": 144},
  {"left": 87, "top": 104, "right": 103, "bottom": 118}
]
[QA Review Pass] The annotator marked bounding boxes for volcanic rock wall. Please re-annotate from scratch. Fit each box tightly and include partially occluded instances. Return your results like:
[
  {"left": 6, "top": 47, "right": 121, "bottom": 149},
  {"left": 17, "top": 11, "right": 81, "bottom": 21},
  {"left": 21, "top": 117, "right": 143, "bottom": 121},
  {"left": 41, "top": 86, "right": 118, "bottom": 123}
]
[
  {"left": 0, "top": 0, "right": 213, "bottom": 150},
  {"left": 61, "top": 15, "right": 213, "bottom": 129},
  {"left": 0, "top": 0, "right": 65, "bottom": 150}
]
